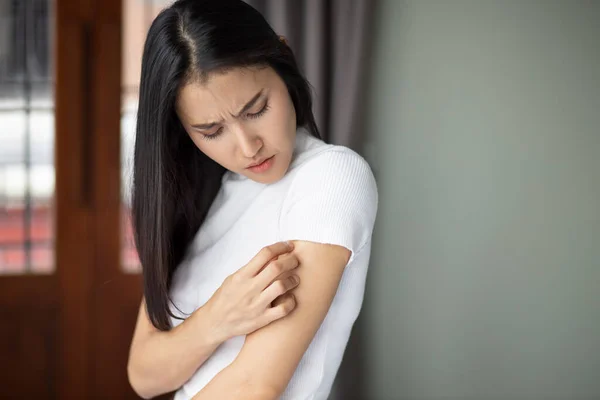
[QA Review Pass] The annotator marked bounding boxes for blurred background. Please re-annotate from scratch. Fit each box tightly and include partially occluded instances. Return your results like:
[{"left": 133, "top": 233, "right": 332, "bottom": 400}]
[{"left": 0, "top": 0, "right": 598, "bottom": 399}]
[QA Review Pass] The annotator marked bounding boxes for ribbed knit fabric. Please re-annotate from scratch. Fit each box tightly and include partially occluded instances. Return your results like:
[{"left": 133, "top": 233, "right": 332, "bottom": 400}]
[{"left": 170, "top": 127, "right": 378, "bottom": 400}]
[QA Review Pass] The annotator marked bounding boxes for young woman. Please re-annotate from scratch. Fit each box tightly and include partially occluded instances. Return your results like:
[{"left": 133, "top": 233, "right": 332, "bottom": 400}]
[{"left": 126, "top": 1, "right": 378, "bottom": 399}]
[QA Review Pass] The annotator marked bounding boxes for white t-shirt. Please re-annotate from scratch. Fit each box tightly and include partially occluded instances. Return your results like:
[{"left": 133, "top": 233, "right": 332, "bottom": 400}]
[{"left": 170, "top": 127, "right": 378, "bottom": 400}]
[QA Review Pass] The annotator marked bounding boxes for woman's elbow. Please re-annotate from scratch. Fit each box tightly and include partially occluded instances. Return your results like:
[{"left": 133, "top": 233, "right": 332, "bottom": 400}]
[
  {"left": 127, "top": 361, "right": 154, "bottom": 399},
  {"left": 127, "top": 358, "right": 173, "bottom": 400}
]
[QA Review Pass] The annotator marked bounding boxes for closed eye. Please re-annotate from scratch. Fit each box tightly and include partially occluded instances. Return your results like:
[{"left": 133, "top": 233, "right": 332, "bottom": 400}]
[
  {"left": 199, "top": 126, "right": 223, "bottom": 141},
  {"left": 247, "top": 101, "right": 270, "bottom": 119},
  {"left": 198, "top": 99, "right": 269, "bottom": 141}
]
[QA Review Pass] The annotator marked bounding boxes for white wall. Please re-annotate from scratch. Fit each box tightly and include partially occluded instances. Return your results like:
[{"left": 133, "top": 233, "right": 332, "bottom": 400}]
[{"left": 361, "top": 1, "right": 600, "bottom": 399}]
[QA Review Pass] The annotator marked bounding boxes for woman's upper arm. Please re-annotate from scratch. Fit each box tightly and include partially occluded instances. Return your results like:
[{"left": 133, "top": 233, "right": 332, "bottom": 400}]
[
  {"left": 222, "top": 240, "right": 351, "bottom": 394},
  {"left": 278, "top": 149, "right": 378, "bottom": 262}
]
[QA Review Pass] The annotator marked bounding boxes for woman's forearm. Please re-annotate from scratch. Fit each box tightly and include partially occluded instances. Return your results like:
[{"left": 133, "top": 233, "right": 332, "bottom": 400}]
[{"left": 127, "top": 304, "right": 225, "bottom": 399}]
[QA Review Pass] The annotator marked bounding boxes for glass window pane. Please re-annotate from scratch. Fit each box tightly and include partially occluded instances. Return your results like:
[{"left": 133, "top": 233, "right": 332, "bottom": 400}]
[
  {"left": 0, "top": 0, "right": 55, "bottom": 275},
  {"left": 31, "top": 243, "right": 52, "bottom": 273},
  {"left": 0, "top": 203, "right": 24, "bottom": 244},
  {"left": 0, "top": 246, "right": 26, "bottom": 274}
]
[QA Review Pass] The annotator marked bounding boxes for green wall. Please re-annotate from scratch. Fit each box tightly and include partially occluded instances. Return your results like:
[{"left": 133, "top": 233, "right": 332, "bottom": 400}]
[{"left": 361, "top": 1, "right": 600, "bottom": 399}]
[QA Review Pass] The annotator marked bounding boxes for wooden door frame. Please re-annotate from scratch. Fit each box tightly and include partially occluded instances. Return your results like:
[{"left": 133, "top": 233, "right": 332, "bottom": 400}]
[{"left": 55, "top": 0, "right": 96, "bottom": 397}]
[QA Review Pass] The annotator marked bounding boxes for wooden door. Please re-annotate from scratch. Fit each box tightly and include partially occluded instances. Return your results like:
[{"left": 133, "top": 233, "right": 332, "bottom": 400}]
[
  {"left": 0, "top": 0, "right": 143, "bottom": 398},
  {"left": 0, "top": 0, "right": 93, "bottom": 397}
]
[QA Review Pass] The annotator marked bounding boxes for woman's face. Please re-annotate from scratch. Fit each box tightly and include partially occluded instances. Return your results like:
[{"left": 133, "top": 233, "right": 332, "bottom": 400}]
[{"left": 176, "top": 66, "right": 297, "bottom": 184}]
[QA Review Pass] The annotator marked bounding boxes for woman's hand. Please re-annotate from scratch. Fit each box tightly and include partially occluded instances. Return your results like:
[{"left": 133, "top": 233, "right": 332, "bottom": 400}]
[{"left": 206, "top": 241, "right": 300, "bottom": 342}]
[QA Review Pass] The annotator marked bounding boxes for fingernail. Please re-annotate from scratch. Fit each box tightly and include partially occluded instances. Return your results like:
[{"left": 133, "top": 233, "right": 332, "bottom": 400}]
[{"left": 286, "top": 241, "right": 294, "bottom": 249}]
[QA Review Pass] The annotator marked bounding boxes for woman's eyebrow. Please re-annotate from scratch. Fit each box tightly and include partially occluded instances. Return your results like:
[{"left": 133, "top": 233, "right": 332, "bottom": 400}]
[
  {"left": 233, "top": 89, "right": 264, "bottom": 117},
  {"left": 190, "top": 89, "right": 264, "bottom": 130}
]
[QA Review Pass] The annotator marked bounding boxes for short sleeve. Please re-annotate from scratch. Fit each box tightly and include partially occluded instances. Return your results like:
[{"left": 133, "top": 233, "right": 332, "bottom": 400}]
[{"left": 278, "top": 149, "right": 378, "bottom": 264}]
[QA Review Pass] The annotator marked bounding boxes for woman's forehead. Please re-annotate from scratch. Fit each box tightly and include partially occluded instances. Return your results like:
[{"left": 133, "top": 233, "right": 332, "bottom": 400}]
[
  {"left": 187, "top": 65, "right": 273, "bottom": 91},
  {"left": 176, "top": 66, "right": 276, "bottom": 120}
]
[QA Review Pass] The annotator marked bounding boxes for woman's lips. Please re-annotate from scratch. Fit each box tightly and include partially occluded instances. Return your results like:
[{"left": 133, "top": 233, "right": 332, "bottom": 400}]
[{"left": 246, "top": 155, "right": 275, "bottom": 173}]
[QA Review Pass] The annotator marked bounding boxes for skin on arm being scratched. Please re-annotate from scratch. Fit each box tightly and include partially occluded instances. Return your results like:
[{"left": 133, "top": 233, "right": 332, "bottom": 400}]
[{"left": 191, "top": 240, "right": 352, "bottom": 400}]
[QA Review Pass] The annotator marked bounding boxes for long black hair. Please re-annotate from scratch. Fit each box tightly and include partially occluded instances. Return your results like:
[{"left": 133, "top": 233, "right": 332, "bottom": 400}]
[{"left": 132, "top": 0, "right": 321, "bottom": 331}]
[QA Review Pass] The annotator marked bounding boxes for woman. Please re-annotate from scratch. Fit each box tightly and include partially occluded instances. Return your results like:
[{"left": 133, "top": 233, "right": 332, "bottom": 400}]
[{"left": 126, "top": 1, "right": 378, "bottom": 399}]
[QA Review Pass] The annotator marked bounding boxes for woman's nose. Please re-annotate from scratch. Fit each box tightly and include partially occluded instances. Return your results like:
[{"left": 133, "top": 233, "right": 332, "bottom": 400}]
[{"left": 236, "top": 129, "right": 263, "bottom": 158}]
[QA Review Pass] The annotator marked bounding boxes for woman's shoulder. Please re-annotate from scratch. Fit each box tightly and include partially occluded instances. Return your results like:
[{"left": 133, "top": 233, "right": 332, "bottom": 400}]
[
  {"left": 287, "top": 128, "right": 373, "bottom": 178},
  {"left": 281, "top": 144, "right": 378, "bottom": 219},
  {"left": 290, "top": 144, "right": 377, "bottom": 192}
]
